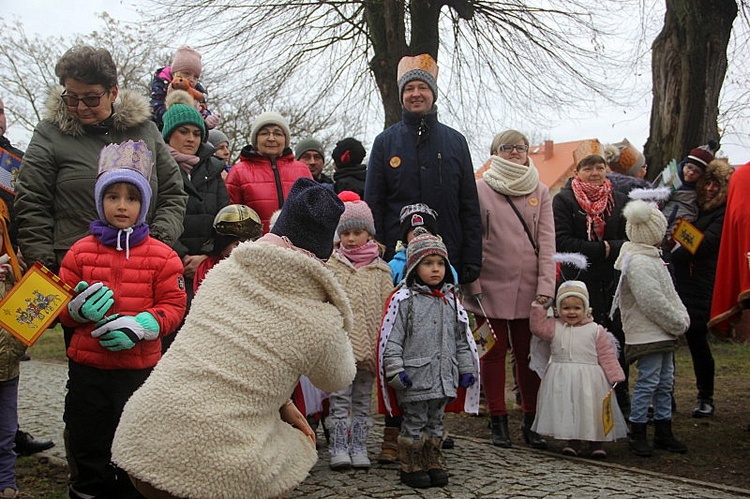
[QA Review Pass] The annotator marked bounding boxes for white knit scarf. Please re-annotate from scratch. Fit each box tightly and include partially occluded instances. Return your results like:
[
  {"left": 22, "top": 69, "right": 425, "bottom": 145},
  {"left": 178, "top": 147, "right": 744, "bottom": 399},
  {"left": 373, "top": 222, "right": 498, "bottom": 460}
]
[
  {"left": 610, "top": 242, "right": 662, "bottom": 319},
  {"left": 483, "top": 155, "right": 540, "bottom": 196}
]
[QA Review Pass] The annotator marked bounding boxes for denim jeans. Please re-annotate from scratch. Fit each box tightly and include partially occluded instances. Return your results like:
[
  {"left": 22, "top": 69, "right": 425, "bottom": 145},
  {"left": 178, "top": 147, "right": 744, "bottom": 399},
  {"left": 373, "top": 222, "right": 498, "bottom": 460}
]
[
  {"left": 328, "top": 369, "right": 374, "bottom": 422},
  {"left": 629, "top": 351, "right": 674, "bottom": 424},
  {"left": 0, "top": 376, "right": 18, "bottom": 491}
]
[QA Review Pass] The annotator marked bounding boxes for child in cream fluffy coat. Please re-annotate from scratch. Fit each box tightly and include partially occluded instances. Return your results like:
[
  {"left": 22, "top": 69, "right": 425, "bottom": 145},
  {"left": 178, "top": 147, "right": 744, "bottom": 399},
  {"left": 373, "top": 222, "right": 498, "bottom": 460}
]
[
  {"left": 530, "top": 280, "right": 627, "bottom": 459},
  {"left": 612, "top": 199, "right": 690, "bottom": 458},
  {"left": 326, "top": 191, "right": 393, "bottom": 470}
]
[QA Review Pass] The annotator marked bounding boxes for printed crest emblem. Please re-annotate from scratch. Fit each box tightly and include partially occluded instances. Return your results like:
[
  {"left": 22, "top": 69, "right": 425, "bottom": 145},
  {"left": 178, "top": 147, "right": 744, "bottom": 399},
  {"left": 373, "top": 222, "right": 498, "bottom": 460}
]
[
  {"left": 528, "top": 197, "right": 539, "bottom": 207},
  {"left": 389, "top": 156, "right": 402, "bottom": 168},
  {"left": 411, "top": 214, "right": 424, "bottom": 227},
  {"left": 177, "top": 275, "right": 185, "bottom": 290}
]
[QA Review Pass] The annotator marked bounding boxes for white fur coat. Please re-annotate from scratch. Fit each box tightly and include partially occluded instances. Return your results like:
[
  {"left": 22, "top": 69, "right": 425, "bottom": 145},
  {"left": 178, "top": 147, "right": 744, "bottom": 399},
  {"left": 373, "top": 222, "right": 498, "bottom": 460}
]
[{"left": 112, "top": 236, "right": 356, "bottom": 498}]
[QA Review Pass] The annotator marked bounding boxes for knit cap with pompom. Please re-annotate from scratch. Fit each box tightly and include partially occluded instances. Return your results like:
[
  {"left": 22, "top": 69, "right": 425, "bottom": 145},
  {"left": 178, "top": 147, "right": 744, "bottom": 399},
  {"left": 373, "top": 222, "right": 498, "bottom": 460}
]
[
  {"left": 336, "top": 191, "right": 375, "bottom": 236},
  {"left": 623, "top": 199, "right": 667, "bottom": 246}
]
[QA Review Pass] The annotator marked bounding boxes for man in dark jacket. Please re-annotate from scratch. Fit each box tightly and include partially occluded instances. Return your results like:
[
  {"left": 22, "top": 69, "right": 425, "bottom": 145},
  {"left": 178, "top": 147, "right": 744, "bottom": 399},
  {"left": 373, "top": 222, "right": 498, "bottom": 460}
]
[
  {"left": 0, "top": 97, "right": 55, "bottom": 456},
  {"left": 296, "top": 138, "right": 334, "bottom": 188},
  {"left": 365, "top": 54, "right": 482, "bottom": 284},
  {"left": 332, "top": 137, "right": 367, "bottom": 198}
]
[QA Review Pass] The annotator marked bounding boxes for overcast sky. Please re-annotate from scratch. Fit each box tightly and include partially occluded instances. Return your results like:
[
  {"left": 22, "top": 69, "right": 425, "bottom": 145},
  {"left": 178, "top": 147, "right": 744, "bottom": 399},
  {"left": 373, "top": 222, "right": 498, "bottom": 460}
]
[{"left": 4, "top": 1, "right": 748, "bottom": 165}]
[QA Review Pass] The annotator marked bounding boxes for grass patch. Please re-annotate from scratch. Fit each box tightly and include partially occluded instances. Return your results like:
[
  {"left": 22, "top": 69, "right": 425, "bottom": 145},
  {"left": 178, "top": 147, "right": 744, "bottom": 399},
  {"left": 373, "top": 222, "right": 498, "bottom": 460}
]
[{"left": 26, "top": 323, "right": 66, "bottom": 363}]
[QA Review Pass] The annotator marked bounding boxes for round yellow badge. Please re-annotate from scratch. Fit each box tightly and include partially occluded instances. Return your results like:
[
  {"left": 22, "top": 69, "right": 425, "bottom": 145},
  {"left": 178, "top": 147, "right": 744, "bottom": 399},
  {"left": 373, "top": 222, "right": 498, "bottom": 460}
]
[
  {"left": 389, "top": 156, "right": 402, "bottom": 168},
  {"left": 528, "top": 197, "right": 539, "bottom": 207}
]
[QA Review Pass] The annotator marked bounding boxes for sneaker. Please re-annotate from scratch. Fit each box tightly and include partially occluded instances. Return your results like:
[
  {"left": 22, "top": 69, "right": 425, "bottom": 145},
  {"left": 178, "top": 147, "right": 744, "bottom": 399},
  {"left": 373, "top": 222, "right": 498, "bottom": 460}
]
[{"left": 692, "top": 400, "right": 715, "bottom": 418}]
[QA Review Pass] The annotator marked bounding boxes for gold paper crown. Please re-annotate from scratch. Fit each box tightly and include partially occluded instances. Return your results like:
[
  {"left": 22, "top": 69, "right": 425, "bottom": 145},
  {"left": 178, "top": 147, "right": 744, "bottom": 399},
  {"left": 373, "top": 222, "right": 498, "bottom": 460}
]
[
  {"left": 397, "top": 54, "right": 439, "bottom": 82},
  {"left": 97, "top": 140, "right": 154, "bottom": 180}
]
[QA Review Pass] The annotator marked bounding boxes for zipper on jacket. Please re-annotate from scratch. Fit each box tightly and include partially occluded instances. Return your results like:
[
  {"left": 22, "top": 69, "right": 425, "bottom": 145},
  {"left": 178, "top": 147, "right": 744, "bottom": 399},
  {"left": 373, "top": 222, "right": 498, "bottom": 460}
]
[
  {"left": 485, "top": 210, "right": 490, "bottom": 240},
  {"left": 437, "top": 152, "right": 443, "bottom": 186},
  {"left": 533, "top": 213, "right": 538, "bottom": 237},
  {"left": 271, "top": 158, "right": 284, "bottom": 209}
]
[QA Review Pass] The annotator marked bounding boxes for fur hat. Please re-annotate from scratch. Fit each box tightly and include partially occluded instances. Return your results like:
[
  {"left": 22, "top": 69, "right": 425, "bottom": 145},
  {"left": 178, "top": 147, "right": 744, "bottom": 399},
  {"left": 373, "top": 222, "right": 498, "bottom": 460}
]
[
  {"left": 270, "top": 178, "right": 344, "bottom": 259},
  {"left": 604, "top": 138, "right": 646, "bottom": 176},
  {"left": 556, "top": 280, "right": 590, "bottom": 311},
  {"left": 399, "top": 203, "right": 438, "bottom": 243},
  {"left": 405, "top": 227, "right": 451, "bottom": 284},
  {"left": 624, "top": 199, "right": 667, "bottom": 246},
  {"left": 697, "top": 159, "right": 733, "bottom": 211},
  {"left": 332, "top": 138, "right": 366, "bottom": 168},
  {"left": 95, "top": 140, "right": 153, "bottom": 226},
  {"left": 336, "top": 192, "right": 375, "bottom": 236},
  {"left": 397, "top": 54, "right": 439, "bottom": 106},
  {"left": 207, "top": 129, "right": 229, "bottom": 148},
  {"left": 684, "top": 139, "right": 719, "bottom": 171},
  {"left": 250, "top": 112, "right": 291, "bottom": 149},
  {"left": 162, "top": 102, "right": 206, "bottom": 141},
  {"left": 295, "top": 138, "right": 325, "bottom": 160},
  {"left": 171, "top": 46, "right": 202, "bottom": 77}
]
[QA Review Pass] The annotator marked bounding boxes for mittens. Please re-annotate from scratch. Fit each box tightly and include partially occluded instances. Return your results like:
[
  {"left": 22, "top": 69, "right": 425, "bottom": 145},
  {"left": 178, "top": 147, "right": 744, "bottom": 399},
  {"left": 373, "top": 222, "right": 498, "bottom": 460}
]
[
  {"left": 68, "top": 281, "right": 115, "bottom": 323},
  {"left": 204, "top": 114, "right": 220, "bottom": 130},
  {"left": 91, "top": 312, "right": 160, "bottom": 351},
  {"left": 387, "top": 371, "right": 413, "bottom": 390},
  {"left": 459, "top": 373, "right": 476, "bottom": 388}
]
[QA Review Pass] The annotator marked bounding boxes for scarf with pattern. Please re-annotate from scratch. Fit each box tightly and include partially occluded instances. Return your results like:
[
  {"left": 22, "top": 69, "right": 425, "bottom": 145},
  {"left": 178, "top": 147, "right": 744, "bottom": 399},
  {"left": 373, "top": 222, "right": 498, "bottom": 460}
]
[{"left": 571, "top": 177, "right": 614, "bottom": 241}]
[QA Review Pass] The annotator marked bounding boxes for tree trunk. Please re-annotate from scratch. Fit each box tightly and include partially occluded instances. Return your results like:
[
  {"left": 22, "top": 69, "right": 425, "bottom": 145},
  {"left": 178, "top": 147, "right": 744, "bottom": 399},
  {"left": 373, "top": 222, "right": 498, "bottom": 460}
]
[
  {"left": 644, "top": 0, "right": 736, "bottom": 180},
  {"left": 366, "top": 0, "right": 407, "bottom": 129}
]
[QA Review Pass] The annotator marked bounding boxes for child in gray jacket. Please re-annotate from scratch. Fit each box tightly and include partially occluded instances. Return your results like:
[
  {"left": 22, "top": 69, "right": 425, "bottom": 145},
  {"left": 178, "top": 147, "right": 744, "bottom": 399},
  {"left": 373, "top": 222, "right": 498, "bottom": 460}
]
[{"left": 379, "top": 228, "right": 478, "bottom": 489}]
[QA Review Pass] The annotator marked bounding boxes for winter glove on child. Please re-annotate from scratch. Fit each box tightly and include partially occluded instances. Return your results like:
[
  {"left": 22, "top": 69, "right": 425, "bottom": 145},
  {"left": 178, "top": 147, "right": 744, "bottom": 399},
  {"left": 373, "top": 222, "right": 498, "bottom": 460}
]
[
  {"left": 68, "top": 281, "right": 114, "bottom": 323},
  {"left": 91, "top": 312, "right": 160, "bottom": 351},
  {"left": 0, "top": 254, "right": 11, "bottom": 282},
  {"left": 459, "top": 373, "right": 476, "bottom": 388},
  {"left": 387, "top": 371, "right": 413, "bottom": 390}
]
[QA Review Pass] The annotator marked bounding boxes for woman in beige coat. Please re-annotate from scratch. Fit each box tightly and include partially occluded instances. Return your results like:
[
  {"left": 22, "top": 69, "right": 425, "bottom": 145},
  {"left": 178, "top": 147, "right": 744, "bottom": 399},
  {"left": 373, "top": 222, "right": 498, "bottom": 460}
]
[{"left": 463, "top": 130, "right": 556, "bottom": 449}]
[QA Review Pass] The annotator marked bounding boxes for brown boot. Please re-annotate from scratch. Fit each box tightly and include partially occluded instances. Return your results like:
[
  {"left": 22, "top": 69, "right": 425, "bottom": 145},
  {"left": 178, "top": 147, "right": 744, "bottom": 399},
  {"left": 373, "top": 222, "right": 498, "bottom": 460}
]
[
  {"left": 397, "top": 436, "right": 431, "bottom": 488},
  {"left": 377, "top": 427, "right": 400, "bottom": 463},
  {"left": 423, "top": 437, "right": 448, "bottom": 487}
]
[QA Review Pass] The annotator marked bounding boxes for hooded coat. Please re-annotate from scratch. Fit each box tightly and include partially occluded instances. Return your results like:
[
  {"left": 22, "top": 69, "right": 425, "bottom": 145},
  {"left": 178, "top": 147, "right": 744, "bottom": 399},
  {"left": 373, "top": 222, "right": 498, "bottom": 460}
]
[
  {"left": 15, "top": 87, "right": 187, "bottom": 270},
  {"left": 112, "top": 235, "right": 356, "bottom": 498}
]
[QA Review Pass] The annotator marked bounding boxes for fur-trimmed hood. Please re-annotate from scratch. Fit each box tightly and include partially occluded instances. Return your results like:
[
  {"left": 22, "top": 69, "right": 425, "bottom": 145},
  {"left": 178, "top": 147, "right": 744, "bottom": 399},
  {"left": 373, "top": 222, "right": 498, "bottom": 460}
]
[
  {"left": 697, "top": 159, "right": 733, "bottom": 212},
  {"left": 43, "top": 86, "right": 151, "bottom": 137}
]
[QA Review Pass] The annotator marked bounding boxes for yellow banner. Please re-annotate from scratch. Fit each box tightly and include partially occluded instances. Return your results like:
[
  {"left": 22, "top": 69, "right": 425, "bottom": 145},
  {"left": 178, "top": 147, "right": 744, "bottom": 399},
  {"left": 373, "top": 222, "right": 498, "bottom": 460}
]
[
  {"left": 673, "top": 218, "right": 704, "bottom": 255},
  {"left": 0, "top": 262, "right": 74, "bottom": 346}
]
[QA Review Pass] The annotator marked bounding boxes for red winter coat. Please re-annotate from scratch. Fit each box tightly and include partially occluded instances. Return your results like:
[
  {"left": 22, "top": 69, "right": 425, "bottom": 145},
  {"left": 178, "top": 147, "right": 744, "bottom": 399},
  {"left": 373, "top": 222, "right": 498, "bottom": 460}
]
[
  {"left": 59, "top": 234, "right": 187, "bottom": 370},
  {"left": 225, "top": 146, "right": 312, "bottom": 233}
]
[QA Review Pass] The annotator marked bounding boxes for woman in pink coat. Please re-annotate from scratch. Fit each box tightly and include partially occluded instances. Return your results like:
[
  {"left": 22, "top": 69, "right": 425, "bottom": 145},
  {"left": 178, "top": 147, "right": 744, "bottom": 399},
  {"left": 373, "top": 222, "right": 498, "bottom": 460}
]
[{"left": 463, "top": 129, "right": 556, "bottom": 449}]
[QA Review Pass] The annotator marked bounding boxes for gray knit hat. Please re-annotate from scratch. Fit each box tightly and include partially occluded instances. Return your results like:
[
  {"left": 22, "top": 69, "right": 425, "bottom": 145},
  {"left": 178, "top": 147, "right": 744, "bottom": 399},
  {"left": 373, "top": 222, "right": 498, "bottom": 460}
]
[
  {"left": 250, "top": 112, "right": 291, "bottom": 149},
  {"left": 336, "top": 194, "right": 375, "bottom": 236},
  {"left": 207, "top": 129, "right": 229, "bottom": 149},
  {"left": 271, "top": 178, "right": 344, "bottom": 259},
  {"left": 295, "top": 138, "right": 325, "bottom": 160}
]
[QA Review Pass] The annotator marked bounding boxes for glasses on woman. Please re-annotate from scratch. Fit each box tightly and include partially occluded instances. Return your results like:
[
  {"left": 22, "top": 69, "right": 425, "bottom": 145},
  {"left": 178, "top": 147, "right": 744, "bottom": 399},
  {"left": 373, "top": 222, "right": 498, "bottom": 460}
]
[
  {"left": 60, "top": 91, "right": 107, "bottom": 108},
  {"left": 257, "top": 129, "right": 285, "bottom": 138},
  {"left": 498, "top": 144, "right": 529, "bottom": 153}
]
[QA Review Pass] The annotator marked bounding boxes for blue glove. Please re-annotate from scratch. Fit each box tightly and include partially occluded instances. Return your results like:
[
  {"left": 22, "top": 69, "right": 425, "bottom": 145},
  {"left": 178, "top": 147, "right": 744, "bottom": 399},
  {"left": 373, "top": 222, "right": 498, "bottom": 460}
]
[
  {"left": 68, "top": 281, "right": 114, "bottom": 323},
  {"left": 387, "top": 371, "right": 413, "bottom": 390},
  {"left": 91, "top": 312, "right": 160, "bottom": 351},
  {"left": 459, "top": 373, "right": 476, "bottom": 388}
]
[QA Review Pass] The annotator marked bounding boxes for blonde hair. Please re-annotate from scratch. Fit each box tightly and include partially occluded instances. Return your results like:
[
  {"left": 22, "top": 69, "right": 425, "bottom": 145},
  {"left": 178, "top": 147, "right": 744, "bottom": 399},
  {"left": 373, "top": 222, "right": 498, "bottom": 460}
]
[{"left": 490, "top": 130, "right": 529, "bottom": 155}]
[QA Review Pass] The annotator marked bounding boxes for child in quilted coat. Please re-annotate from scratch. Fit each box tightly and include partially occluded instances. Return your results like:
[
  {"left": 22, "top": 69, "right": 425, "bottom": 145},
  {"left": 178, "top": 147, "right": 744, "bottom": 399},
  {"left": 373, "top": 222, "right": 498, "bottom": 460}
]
[
  {"left": 326, "top": 192, "right": 393, "bottom": 470},
  {"left": 58, "top": 140, "right": 186, "bottom": 499}
]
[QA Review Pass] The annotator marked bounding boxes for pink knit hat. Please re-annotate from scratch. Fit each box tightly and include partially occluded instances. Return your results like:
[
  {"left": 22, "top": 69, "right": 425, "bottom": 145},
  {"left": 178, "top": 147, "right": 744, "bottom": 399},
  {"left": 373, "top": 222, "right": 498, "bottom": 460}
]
[
  {"left": 171, "top": 46, "right": 202, "bottom": 76},
  {"left": 336, "top": 191, "right": 376, "bottom": 236}
]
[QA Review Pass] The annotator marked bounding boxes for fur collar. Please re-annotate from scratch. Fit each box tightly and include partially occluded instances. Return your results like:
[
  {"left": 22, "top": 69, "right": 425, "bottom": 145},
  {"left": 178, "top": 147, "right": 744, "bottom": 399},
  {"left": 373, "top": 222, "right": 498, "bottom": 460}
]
[{"left": 43, "top": 86, "right": 151, "bottom": 137}]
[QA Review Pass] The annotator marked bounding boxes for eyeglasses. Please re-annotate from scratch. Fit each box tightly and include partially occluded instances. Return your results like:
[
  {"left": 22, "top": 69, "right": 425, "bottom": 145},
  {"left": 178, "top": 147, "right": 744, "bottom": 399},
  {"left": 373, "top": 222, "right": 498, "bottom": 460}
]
[
  {"left": 61, "top": 91, "right": 107, "bottom": 108},
  {"left": 257, "top": 130, "right": 285, "bottom": 138},
  {"left": 498, "top": 144, "right": 529, "bottom": 153}
]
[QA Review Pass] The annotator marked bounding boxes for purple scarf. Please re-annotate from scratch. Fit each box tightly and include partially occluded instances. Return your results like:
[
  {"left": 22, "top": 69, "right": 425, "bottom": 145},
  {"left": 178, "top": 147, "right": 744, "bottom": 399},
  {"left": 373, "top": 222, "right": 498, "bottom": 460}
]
[{"left": 89, "top": 220, "right": 150, "bottom": 259}]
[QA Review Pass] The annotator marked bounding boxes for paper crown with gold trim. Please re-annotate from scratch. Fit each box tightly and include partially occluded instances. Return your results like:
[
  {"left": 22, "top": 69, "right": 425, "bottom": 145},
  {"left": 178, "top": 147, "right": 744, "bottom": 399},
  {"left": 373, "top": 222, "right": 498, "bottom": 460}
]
[
  {"left": 397, "top": 54, "right": 439, "bottom": 105},
  {"left": 97, "top": 140, "right": 154, "bottom": 180}
]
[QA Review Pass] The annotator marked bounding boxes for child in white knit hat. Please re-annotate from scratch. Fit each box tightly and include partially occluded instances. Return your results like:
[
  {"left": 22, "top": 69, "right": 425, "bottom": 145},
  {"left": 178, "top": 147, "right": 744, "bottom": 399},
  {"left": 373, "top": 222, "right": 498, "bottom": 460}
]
[
  {"left": 612, "top": 199, "right": 690, "bottom": 457},
  {"left": 325, "top": 191, "right": 394, "bottom": 470},
  {"left": 529, "top": 280, "right": 628, "bottom": 459}
]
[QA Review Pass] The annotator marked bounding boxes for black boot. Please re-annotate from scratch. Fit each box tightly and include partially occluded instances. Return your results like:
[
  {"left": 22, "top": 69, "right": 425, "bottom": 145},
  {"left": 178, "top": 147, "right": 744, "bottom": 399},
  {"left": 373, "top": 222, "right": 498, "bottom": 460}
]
[
  {"left": 521, "top": 413, "right": 547, "bottom": 450},
  {"left": 628, "top": 422, "right": 653, "bottom": 457},
  {"left": 14, "top": 430, "right": 54, "bottom": 456},
  {"left": 692, "top": 398, "right": 715, "bottom": 418},
  {"left": 653, "top": 419, "right": 687, "bottom": 453},
  {"left": 490, "top": 415, "right": 512, "bottom": 448}
]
